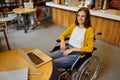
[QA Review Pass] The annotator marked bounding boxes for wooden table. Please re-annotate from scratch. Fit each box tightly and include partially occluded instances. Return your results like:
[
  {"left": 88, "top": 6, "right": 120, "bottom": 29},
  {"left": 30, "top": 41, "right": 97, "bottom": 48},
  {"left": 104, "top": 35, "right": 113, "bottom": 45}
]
[
  {"left": 13, "top": 8, "right": 37, "bottom": 14},
  {"left": 13, "top": 8, "right": 37, "bottom": 33},
  {"left": 0, "top": 49, "right": 53, "bottom": 80}
]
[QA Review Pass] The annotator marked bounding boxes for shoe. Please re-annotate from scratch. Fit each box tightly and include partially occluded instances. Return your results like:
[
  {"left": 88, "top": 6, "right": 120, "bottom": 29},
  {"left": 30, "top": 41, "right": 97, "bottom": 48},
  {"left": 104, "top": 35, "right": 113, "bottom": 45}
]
[
  {"left": 30, "top": 25, "right": 35, "bottom": 30},
  {"left": 37, "top": 21, "right": 41, "bottom": 25}
]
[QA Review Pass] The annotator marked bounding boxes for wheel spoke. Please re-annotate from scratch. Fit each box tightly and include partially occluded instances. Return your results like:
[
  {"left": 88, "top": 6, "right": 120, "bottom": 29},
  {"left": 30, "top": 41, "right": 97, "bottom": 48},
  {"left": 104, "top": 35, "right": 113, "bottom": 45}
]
[{"left": 78, "top": 56, "right": 100, "bottom": 80}]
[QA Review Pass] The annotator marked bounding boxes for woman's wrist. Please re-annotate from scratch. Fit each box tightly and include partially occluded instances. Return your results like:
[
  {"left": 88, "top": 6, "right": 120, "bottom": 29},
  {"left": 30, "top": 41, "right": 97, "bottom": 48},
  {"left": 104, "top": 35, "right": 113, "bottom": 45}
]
[
  {"left": 71, "top": 48, "right": 73, "bottom": 52},
  {"left": 72, "top": 48, "right": 80, "bottom": 52}
]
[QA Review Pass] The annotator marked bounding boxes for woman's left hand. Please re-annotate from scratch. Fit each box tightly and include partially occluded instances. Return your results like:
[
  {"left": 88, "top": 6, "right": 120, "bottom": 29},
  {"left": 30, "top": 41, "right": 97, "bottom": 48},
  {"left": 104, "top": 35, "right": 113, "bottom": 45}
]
[{"left": 64, "top": 49, "right": 73, "bottom": 56}]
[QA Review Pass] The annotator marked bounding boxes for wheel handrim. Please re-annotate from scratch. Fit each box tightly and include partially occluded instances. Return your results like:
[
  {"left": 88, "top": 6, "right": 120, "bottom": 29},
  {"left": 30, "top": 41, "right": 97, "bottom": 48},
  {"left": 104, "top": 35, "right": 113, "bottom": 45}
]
[{"left": 79, "top": 56, "right": 100, "bottom": 80}]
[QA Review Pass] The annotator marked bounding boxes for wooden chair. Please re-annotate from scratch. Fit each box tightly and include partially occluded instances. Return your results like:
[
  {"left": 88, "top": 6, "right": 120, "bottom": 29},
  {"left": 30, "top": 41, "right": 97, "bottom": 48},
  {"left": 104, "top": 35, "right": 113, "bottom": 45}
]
[
  {"left": 0, "top": 27, "right": 11, "bottom": 50},
  {"left": 0, "top": 7, "right": 17, "bottom": 33}
]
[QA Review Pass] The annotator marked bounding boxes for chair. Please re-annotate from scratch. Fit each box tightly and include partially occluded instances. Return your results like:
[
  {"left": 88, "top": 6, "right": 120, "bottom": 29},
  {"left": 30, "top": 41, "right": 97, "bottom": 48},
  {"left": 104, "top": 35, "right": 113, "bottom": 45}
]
[
  {"left": 0, "top": 27, "right": 11, "bottom": 50},
  {"left": 0, "top": 7, "right": 17, "bottom": 33},
  {"left": 50, "top": 32, "right": 102, "bottom": 80}
]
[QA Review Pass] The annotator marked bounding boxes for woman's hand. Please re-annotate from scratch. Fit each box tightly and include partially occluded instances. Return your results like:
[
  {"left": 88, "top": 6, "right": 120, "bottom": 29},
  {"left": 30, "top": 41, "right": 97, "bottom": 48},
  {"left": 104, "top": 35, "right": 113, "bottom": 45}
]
[
  {"left": 64, "top": 49, "right": 73, "bottom": 56},
  {"left": 60, "top": 40, "right": 66, "bottom": 52},
  {"left": 64, "top": 48, "right": 80, "bottom": 56}
]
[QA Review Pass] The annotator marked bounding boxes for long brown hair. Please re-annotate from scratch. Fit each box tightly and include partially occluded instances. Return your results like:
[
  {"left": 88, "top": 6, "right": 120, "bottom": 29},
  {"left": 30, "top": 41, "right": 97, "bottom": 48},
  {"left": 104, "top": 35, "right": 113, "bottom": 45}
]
[{"left": 75, "top": 7, "right": 91, "bottom": 28}]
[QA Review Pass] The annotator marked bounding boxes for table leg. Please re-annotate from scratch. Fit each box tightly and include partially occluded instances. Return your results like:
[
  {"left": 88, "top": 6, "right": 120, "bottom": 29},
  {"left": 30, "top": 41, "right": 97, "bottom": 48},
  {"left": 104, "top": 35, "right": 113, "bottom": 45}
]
[
  {"left": 24, "top": 13, "right": 29, "bottom": 33},
  {"left": 0, "top": 29, "right": 10, "bottom": 50}
]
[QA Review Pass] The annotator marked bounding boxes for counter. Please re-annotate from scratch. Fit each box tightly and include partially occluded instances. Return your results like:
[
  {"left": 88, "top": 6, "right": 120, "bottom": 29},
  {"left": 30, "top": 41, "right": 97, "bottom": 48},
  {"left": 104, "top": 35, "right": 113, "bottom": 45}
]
[
  {"left": 46, "top": 2, "right": 120, "bottom": 46},
  {"left": 46, "top": 2, "right": 120, "bottom": 21}
]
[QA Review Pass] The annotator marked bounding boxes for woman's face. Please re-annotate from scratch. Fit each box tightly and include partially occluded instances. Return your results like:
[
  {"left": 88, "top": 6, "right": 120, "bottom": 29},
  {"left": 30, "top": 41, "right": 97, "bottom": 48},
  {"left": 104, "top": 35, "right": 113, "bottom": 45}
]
[{"left": 77, "top": 11, "right": 86, "bottom": 25}]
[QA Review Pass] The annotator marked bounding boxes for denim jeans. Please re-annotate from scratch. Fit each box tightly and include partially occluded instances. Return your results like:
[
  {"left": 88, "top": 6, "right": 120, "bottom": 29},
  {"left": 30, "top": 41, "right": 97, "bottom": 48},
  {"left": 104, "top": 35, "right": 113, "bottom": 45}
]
[
  {"left": 49, "top": 45, "right": 81, "bottom": 80},
  {"left": 18, "top": 13, "right": 35, "bottom": 26},
  {"left": 29, "top": 13, "right": 35, "bottom": 25}
]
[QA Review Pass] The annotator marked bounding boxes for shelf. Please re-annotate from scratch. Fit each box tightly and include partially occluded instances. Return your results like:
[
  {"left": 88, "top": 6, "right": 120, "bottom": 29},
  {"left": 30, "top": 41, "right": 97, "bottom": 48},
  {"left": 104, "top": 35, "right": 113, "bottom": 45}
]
[{"left": 0, "top": 0, "right": 18, "bottom": 10}]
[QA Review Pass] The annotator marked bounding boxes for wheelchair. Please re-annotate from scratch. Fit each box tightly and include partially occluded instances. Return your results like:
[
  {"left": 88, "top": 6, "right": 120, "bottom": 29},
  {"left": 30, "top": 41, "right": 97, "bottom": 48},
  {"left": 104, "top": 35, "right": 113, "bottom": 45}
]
[{"left": 50, "top": 32, "right": 102, "bottom": 80}]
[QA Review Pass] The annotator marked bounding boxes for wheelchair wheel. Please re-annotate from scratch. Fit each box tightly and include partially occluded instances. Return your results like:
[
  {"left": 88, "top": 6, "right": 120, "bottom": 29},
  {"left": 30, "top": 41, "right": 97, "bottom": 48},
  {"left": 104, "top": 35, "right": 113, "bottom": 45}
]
[
  {"left": 58, "top": 71, "right": 70, "bottom": 80},
  {"left": 72, "top": 56, "right": 100, "bottom": 80}
]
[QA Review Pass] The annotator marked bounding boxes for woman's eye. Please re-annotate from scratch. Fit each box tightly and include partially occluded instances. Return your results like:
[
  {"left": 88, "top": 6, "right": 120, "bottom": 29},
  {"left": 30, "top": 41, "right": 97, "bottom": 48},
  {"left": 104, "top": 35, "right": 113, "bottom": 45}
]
[
  {"left": 77, "top": 15, "right": 86, "bottom": 18},
  {"left": 81, "top": 15, "right": 86, "bottom": 17}
]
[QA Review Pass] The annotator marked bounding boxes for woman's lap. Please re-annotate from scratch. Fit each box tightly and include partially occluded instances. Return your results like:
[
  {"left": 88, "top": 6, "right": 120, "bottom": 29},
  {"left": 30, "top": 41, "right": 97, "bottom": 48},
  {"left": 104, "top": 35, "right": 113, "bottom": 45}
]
[
  {"left": 53, "top": 53, "right": 80, "bottom": 68},
  {"left": 49, "top": 51, "right": 64, "bottom": 59},
  {"left": 49, "top": 45, "right": 81, "bottom": 68}
]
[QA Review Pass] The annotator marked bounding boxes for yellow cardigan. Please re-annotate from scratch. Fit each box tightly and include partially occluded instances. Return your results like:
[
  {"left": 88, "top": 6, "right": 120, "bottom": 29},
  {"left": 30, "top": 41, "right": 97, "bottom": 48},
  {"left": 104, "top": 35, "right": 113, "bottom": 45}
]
[{"left": 60, "top": 23, "right": 94, "bottom": 52}]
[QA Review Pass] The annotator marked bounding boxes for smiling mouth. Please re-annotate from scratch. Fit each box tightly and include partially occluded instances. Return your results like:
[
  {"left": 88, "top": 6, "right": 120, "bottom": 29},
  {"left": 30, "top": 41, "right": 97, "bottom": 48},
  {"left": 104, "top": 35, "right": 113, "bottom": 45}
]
[{"left": 78, "top": 20, "right": 83, "bottom": 22}]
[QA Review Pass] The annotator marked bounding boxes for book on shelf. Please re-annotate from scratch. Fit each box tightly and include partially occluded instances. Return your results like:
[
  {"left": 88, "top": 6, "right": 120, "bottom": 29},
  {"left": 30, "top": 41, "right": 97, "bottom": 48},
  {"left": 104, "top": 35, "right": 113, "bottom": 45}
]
[{"left": 5, "top": 0, "right": 11, "bottom": 3}]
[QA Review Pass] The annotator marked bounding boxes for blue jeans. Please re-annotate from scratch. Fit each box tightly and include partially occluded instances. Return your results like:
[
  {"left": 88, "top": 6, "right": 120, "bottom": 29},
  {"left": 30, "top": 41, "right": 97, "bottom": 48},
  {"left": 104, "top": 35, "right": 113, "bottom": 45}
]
[
  {"left": 29, "top": 13, "right": 35, "bottom": 25},
  {"left": 18, "top": 13, "right": 35, "bottom": 26},
  {"left": 49, "top": 45, "right": 81, "bottom": 80}
]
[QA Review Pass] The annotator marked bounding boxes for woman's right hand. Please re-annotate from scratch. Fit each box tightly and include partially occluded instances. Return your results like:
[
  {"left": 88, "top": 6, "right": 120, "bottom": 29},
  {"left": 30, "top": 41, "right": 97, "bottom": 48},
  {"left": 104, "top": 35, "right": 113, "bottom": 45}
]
[{"left": 60, "top": 40, "right": 66, "bottom": 52}]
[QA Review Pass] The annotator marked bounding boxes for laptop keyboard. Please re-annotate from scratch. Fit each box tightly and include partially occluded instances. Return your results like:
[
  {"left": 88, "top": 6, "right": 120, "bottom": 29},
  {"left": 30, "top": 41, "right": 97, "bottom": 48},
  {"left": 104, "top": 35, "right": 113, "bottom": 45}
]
[{"left": 27, "top": 52, "right": 44, "bottom": 65}]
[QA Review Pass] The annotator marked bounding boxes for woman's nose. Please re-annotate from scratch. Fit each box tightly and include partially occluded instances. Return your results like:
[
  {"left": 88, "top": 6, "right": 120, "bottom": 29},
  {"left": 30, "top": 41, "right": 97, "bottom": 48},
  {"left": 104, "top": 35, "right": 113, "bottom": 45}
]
[{"left": 78, "top": 16, "right": 82, "bottom": 19}]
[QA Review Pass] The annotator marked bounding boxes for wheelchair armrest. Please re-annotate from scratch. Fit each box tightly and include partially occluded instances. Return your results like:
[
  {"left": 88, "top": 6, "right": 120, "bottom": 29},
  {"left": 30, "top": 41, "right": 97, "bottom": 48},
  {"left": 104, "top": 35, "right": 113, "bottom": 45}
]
[
  {"left": 93, "top": 47, "right": 97, "bottom": 51},
  {"left": 95, "top": 32, "right": 102, "bottom": 35},
  {"left": 50, "top": 37, "right": 69, "bottom": 53},
  {"left": 56, "top": 37, "right": 70, "bottom": 43},
  {"left": 50, "top": 45, "right": 60, "bottom": 53},
  {"left": 50, "top": 43, "right": 69, "bottom": 53},
  {"left": 94, "top": 32, "right": 102, "bottom": 40}
]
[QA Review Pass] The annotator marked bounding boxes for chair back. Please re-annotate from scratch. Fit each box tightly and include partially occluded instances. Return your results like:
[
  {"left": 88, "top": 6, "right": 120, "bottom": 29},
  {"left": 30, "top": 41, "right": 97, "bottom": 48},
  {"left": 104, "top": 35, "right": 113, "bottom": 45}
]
[{"left": 0, "top": 8, "right": 9, "bottom": 17}]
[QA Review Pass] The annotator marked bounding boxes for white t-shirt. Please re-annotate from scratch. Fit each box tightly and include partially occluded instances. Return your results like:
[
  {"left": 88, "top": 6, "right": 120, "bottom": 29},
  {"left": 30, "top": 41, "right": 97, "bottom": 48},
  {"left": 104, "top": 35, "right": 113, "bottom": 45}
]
[{"left": 69, "top": 26, "right": 86, "bottom": 48}]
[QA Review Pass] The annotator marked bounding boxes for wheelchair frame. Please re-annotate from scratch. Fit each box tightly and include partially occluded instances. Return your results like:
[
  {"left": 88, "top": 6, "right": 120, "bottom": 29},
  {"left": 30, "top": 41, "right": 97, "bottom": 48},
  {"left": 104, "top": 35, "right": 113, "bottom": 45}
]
[{"left": 50, "top": 32, "right": 102, "bottom": 80}]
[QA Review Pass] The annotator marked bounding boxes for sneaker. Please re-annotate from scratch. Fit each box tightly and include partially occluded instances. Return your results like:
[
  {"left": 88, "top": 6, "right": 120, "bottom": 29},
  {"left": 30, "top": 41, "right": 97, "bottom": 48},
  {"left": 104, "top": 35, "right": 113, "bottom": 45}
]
[
  {"left": 37, "top": 21, "right": 41, "bottom": 25},
  {"left": 30, "top": 25, "right": 36, "bottom": 30}
]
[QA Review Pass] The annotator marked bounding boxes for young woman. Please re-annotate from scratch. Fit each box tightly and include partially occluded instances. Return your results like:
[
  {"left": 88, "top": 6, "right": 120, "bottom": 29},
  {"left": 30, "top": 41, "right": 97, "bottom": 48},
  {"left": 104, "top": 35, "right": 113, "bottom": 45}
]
[{"left": 49, "top": 7, "right": 94, "bottom": 80}]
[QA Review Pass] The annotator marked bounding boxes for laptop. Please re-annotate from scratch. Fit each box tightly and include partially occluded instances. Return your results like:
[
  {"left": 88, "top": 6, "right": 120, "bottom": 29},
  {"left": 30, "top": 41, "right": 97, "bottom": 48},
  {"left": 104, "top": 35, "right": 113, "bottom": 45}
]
[{"left": 17, "top": 48, "right": 52, "bottom": 68}]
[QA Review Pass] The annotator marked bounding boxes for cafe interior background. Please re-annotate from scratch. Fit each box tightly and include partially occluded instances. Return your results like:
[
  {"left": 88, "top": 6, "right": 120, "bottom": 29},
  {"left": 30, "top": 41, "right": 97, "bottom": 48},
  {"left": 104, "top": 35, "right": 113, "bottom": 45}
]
[{"left": 0, "top": 0, "right": 120, "bottom": 80}]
